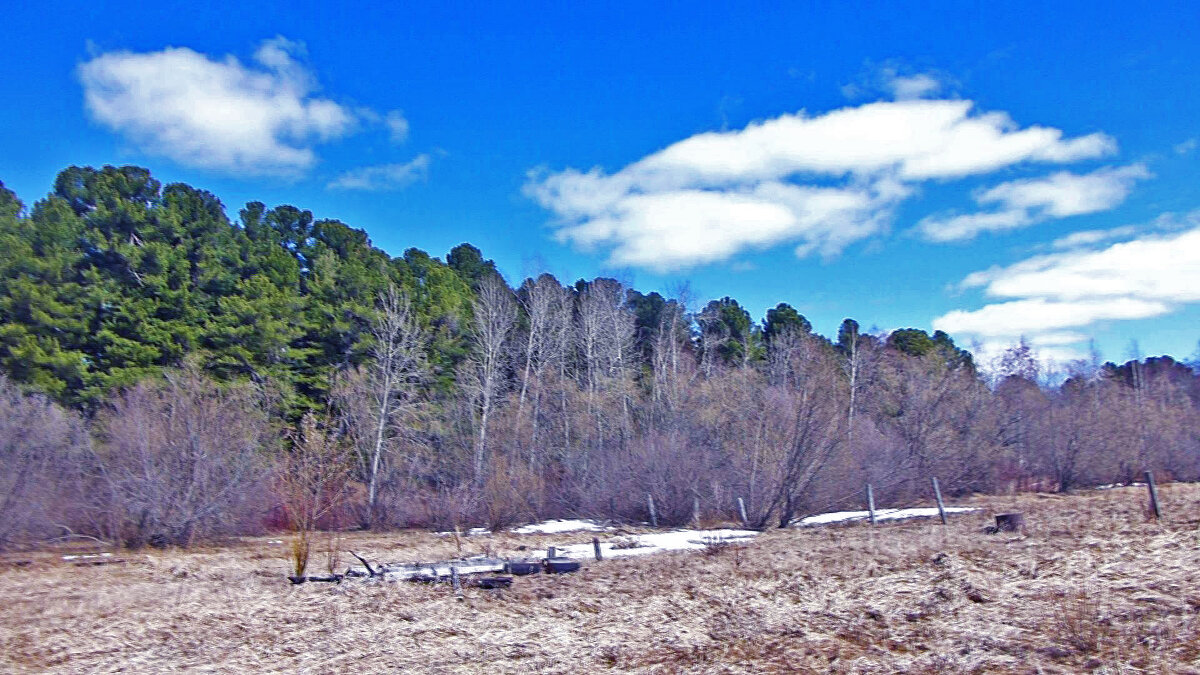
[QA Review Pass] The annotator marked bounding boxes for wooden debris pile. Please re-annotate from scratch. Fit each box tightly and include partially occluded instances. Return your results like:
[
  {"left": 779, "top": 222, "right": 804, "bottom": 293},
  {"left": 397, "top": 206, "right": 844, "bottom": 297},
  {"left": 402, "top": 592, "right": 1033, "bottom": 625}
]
[{"left": 287, "top": 551, "right": 582, "bottom": 587}]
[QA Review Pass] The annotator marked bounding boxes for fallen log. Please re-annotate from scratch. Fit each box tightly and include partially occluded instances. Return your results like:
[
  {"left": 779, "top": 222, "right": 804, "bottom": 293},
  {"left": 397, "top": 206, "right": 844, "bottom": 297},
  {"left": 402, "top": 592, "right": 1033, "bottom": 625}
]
[
  {"left": 368, "top": 557, "right": 507, "bottom": 582},
  {"left": 472, "top": 576, "right": 513, "bottom": 589},
  {"left": 306, "top": 574, "right": 343, "bottom": 583}
]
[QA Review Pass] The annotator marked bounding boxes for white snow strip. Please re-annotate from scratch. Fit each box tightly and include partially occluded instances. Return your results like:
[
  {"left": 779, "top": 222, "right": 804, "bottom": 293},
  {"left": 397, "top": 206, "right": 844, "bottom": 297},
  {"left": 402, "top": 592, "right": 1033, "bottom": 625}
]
[
  {"left": 61, "top": 552, "right": 113, "bottom": 561},
  {"left": 797, "top": 506, "right": 978, "bottom": 526},
  {"left": 1096, "top": 482, "right": 1145, "bottom": 490},
  {"left": 510, "top": 519, "right": 611, "bottom": 535},
  {"left": 433, "top": 527, "right": 493, "bottom": 536}
]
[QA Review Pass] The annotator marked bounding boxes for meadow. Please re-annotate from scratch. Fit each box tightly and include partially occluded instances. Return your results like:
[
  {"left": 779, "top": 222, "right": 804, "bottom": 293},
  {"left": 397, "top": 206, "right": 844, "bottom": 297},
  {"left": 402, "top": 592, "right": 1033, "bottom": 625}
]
[{"left": 2, "top": 484, "right": 1198, "bottom": 673}]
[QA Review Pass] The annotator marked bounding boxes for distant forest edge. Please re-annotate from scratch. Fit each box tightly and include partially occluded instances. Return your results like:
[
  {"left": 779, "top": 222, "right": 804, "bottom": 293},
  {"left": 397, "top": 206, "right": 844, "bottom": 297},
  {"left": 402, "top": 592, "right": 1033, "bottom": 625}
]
[{"left": 1, "top": 165, "right": 1198, "bottom": 550}]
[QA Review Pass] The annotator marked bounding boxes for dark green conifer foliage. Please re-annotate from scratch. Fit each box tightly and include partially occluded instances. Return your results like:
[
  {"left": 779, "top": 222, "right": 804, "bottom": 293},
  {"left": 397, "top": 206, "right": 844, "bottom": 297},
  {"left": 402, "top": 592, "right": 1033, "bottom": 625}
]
[{"left": 0, "top": 166, "right": 476, "bottom": 416}]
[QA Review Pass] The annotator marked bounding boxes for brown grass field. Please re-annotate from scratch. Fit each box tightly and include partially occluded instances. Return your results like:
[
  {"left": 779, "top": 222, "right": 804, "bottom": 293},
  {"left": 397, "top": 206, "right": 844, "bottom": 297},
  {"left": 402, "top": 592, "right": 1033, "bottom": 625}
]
[{"left": 2, "top": 484, "right": 1199, "bottom": 673}]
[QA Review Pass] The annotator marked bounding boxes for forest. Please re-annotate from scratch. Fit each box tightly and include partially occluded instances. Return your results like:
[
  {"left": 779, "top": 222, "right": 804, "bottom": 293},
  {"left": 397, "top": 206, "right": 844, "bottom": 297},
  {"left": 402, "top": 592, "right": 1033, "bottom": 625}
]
[{"left": 1, "top": 164, "right": 1198, "bottom": 551}]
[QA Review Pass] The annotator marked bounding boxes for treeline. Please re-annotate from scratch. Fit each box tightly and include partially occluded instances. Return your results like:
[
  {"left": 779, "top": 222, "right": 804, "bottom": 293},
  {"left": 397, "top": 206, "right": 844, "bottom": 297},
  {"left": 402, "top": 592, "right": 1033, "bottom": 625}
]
[{"left": 1, "top": 165, "right": 1198, "bottom": 550}]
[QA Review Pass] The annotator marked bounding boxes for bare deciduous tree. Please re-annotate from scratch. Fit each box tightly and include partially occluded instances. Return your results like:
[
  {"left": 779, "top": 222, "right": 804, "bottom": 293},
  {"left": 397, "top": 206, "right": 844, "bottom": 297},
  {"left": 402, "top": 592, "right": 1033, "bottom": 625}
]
[
  {"left": 760, "top": 331, "right": 846, "bottom": 527},
  {"left": 335, "top": 284, "right": 427, "bottom": 528},
  {"left": 513, "top": 273, "right": 569, "bottom": 464},
  {"left": 465, "top": 273, "right": 516, "bottom": 486}
]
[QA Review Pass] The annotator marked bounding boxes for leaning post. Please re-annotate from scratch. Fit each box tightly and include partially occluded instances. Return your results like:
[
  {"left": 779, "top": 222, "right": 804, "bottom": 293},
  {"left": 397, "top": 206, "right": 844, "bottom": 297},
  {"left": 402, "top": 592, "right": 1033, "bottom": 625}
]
[
  {"left": 931, "top": 477, "right": 948, "bottom": 525},
  {"left": 1145, "top": 470, "right": 1162, "bottom": 520},
  {"left": 866, "top": 484, "right": 877, "bottom": 525}
]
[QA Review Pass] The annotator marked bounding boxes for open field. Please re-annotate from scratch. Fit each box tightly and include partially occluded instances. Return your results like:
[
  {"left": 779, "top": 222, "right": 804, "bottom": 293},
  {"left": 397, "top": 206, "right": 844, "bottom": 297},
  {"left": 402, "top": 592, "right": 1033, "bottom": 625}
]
[{"left": 2, "top": 485, "right": 1199, "bottom": 673}]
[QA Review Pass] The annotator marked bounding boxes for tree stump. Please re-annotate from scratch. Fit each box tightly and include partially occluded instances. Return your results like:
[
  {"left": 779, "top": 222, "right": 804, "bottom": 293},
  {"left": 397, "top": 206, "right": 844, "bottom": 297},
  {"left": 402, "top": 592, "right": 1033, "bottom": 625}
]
[{"left": 994, "top": 513, "right": 1025, "bottom": 533}]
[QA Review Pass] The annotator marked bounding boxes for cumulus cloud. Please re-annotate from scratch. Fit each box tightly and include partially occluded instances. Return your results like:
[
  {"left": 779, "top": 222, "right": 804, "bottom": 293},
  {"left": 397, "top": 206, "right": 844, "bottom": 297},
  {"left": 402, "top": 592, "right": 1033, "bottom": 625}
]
[
  {"left": 933, "top": 215, "right": 1200, "bottom": 357},
  {"left": 79, "top": 37, "right": 358, "bottom": 176},
  {"left": 917, "top": 164, "right": 1149, "bottom": 242},
  {"left": 527, "top": 99, "right": 1115, "bottom": 270},
  {"left": 327, "top": 154, "right": 430, "bottom": 191}
]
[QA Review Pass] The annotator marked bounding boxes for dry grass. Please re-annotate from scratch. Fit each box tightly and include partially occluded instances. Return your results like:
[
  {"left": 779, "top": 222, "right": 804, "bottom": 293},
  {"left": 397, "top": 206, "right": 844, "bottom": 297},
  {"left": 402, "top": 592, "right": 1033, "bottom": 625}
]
[{"left": 3, "top": 485, "right": 1200, "bottom": 673}]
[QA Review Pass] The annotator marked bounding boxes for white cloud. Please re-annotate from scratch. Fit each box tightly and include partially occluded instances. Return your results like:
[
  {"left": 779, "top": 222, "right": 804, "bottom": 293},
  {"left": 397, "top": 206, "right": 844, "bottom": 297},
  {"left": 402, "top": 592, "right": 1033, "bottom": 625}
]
[
  {"left": 79, "top": 37, "right": 357, "bottom": 176},
  {"left": 327, "top": 154, "right": 430, "bottom": 191},
  {"left": 843, "top": 64, "right": 953, "bottom": 101},
  {"left": 528, "top": 99, "right": 1115, "bottom": 270},
  {"left": 883, "top": 72, "right": 943, "bottom": 100},
  {"left": 935, "top": 297, "right": 1171, "bottom": 338},
  {"left": 386, "top": 110, "right": 409, "bottom": 144},
  {"left": 1175, "top": 138, "right": 1197, "bottom": 155},
  {"left": 978, "top": 164, "right": 1149, "bottom": 217},
  {"left": 918, "top": 210, "right": 1034, "bottom": 242},
  {"left": 933, "top": 216, "right": 1200, "bottom": 357},
  {"left": 917, "top": 164, "right": 1149, "bottom": 242},
  {"left": 1049, "top": 225, "right": 1138, "bottom": 249}
]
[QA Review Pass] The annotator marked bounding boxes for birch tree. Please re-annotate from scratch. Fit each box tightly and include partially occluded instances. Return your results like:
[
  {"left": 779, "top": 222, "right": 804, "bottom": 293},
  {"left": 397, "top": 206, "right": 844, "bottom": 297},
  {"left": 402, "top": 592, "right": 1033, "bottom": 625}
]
[
  {"left": 336, "top": 283, "right": 427, "bottom": 528},
  {"left": 465, "top": 274, "right": 516, "bottom": 486}
]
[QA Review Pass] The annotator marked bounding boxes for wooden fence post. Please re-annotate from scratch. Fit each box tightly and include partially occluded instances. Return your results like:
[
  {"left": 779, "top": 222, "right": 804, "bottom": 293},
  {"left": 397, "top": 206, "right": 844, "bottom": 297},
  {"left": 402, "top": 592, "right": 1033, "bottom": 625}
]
[
  {"left": 450, "top": 565, "right": 461, "bottom": 595},
  {"left": 866, "top": 484, "right": 877, "bottom": 525},
  {"left": 931, "top": 477, "right": 947, "bottom": 525},
  {"left": 1145, "top": 471, "right": 1162, "bottom": 520},
  {"left": 593, "top": 537, "right": 602, "bottom": 561},
  {"left": 737, "top": 497, "right": 748, "bottom": 526},
  {"left": 692, "top": 495, "right": 701, "bottom": 528},
  {"left": 647, "top": 493, "right": 659, "bottom": 528}
]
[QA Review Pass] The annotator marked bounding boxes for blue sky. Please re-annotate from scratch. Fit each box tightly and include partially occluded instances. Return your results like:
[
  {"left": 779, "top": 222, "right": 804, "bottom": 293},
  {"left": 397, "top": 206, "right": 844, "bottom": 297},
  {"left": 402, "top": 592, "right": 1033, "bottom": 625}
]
[{"left": 3, "top": 1, "right": 1199, "bottom": 368}]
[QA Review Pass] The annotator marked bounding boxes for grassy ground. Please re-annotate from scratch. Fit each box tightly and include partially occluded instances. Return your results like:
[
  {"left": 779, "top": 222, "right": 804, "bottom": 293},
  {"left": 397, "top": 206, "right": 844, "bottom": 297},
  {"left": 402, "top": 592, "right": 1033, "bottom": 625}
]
[{"left": 2, "top": 485, "right": 1199, "bottom": 673}]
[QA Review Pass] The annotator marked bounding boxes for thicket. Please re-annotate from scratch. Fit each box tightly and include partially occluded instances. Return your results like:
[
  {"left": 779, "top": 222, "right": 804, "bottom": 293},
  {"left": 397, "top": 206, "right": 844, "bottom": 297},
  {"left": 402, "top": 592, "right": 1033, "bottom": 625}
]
[{"left": 1, "top": 165, "right": 1198, "bottom": 549}]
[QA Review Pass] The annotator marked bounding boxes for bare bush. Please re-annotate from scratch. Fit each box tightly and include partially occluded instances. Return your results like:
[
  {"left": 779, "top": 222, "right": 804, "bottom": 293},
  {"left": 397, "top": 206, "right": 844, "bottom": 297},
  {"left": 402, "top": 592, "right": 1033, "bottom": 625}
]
[
  {"left": 276, "top": 413, "right": 353, "bottom": 578},
  {"left": 0, "top": 375, "right": 87, "bottom": 550},
  {"left": 92, "top": 365, "right": 271, "bottom": 547}
]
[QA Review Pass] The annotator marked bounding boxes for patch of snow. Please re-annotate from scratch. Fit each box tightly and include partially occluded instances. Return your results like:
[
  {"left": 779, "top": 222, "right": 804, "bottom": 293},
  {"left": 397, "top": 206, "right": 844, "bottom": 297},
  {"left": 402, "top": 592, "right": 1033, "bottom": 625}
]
[
  {"left": 1096, "top": 482, "right": 1145, "bottom": 490},
  {"left": 434, "top": 527, "right": 493, "bottom": 536},
  {"left": 797, "top": 506, "right": 979, "bottom": 527},
  {"left": 61, "top": 552, "right": 113, "bottom": 561},
  {"left": 510, "top": 519, "right": 610, "bottom": 535}
]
